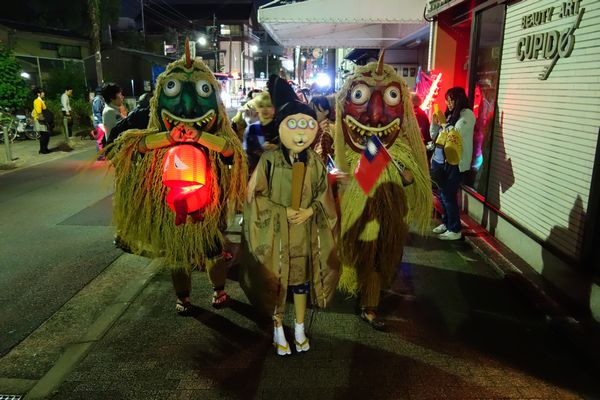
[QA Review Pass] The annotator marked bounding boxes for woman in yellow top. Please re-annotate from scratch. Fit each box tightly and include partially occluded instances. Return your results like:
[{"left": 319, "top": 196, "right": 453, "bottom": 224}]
[{"left": 33, "top": 88, "right": 50, "bottom": 154}]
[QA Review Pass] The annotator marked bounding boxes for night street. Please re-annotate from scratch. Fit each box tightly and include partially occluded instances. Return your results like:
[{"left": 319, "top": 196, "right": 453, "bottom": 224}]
[
  {"left": 1, "top": 0, "right": 599, "bottom": 398},
  {"left": 0, "top": 146, "right": 598, "bottom": 398}
]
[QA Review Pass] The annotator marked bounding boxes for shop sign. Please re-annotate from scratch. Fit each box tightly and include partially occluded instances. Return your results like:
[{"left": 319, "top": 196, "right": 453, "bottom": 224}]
[
  {"left": 425, "top": 0, "right": 466, "bottom": 18},
  {"left": 515, "top": 0, "right": 585, "bottom": 80}
]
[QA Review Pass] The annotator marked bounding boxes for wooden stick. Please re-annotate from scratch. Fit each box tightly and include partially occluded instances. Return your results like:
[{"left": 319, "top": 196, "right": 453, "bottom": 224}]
[{"left": 291, "top": 161, "right": 305, "bottom": 210}]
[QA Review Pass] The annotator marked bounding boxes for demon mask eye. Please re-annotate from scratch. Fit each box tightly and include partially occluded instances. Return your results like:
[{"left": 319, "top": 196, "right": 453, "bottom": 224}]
[
  {"left": 384, "top": 86, "right": 401, "bottom": 106},
  {"left": 164, "top": 79, "right": 182, "bottom": 97},
  {"left": 196, "top": 80, "right": 213, "bottom": 98},
  {"left": 350, "top": 83, "right": 371, "bottom": 105}
]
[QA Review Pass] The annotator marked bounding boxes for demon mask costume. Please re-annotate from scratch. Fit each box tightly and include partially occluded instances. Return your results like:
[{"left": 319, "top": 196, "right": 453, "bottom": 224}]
[
  {"left": 106, "top": 42, "right": 247, "bottom": 312},
  {"left": 334, "top": 52, "right": 432, "bottom": 328}
]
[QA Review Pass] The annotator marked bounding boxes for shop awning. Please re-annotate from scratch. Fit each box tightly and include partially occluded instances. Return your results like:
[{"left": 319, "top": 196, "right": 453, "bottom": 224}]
[{"left": 258, "top": 0, "right": 428, "bottom": 49}]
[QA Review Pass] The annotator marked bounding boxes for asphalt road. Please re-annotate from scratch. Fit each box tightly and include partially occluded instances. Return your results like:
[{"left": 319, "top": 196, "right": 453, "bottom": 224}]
[{"left": 0, "top": 148, "right": 122, "bottom": 355}]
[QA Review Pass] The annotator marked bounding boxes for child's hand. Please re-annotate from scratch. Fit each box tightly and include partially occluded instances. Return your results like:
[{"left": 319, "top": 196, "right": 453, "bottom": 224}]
[
  {"left": 286, "top": 207, "right": 297, "bottom": 220},
  {"left": 288, "top": 207, "right": 313, "bottom": 224}
]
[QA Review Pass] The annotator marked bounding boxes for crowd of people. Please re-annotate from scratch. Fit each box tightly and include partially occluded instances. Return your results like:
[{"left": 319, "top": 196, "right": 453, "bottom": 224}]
[{"left": 91, "top": 46, "right": 475, "bottom": 357}]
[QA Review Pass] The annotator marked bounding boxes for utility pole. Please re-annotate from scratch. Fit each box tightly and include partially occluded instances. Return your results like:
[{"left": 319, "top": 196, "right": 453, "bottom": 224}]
[
  {"left": 140, "top": 0, "right": 145, "bottom": 40},
  {"left": 212, "top": 14, "right": 218, "bottom": 72},
  {"left": 266, "top": 49, "right": 270, "bottom": 78},
  {"left": 88, "top": 0, "right": 103, "bottom": 86}
]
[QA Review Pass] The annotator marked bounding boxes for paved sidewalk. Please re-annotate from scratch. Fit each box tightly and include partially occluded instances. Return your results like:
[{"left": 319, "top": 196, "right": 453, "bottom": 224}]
[
  {"left": 43, "top": 233, "right": 599, "bottom": 400},
  {"left": 0, "top": 133, "right": 96, "bottom": 174}
]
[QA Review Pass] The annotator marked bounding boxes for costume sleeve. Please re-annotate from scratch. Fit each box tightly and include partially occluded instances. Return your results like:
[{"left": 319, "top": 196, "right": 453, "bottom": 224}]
[
  {"left": 248, "top": 154, "right": 286, "bottom": 210},
  {"left": 308, "top": 154, "right": 337, "bottom": 229}
]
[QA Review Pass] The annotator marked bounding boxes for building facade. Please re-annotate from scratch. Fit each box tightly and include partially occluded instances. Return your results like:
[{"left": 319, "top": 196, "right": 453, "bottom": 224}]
[{"left": 427, "top": 0, "right": 600, "bottom": 322}]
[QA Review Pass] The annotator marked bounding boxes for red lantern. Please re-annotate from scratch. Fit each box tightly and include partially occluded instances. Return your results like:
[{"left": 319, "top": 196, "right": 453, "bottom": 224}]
[{"left": 162, "top": 145, "right": 212, "bottom": 225}]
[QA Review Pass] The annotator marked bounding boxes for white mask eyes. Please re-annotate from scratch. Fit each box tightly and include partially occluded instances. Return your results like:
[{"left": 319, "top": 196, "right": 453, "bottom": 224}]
[
  {"left": 298, "top": 119, "right": 308, "bottom": 129},
  {"left": 308, "top": 119, "right": 316, "bottom": 129},
  {"left": 196, "top": 80, "right": 213, "bottom": 97},
  {"left": 350, "top": 83, "right": 371, "bottom": 105},
  {"left": 384, "top": 86, "right": 401, "bottom": 106},
  {"left": 164, "top": 79, "right": 181, "bottom": 97},
  {"left": 287, "top": 119, "right": 297, "bottom": 129}
]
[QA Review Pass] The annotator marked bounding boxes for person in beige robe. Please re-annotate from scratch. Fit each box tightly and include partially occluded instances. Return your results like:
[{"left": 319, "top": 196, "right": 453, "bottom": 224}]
[{"left": 241, "top": 84, "right": 339, "bottom": 356}]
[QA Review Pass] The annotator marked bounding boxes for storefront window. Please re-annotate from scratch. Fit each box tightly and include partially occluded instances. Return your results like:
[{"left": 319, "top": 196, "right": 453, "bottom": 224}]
[{"left": 465, "top": 4, "right": 505, "bottom": 196}]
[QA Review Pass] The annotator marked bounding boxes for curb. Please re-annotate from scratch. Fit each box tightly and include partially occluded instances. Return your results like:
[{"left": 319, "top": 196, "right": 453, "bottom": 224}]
[{"left": 24, "top": 257, "right": 163, "bottom": 400}]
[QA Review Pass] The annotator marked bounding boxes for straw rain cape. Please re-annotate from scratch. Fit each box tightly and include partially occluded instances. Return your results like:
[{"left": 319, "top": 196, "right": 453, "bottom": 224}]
[
  {"left": 106, "top": 50, "right": 246, "bottom": 271},
  {"left": 334, "top": 54, "right": 432, "bottom": 295}
]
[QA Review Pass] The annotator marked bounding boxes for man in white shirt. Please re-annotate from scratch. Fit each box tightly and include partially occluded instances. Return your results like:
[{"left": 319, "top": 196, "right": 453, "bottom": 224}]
[{"left": 61, "top": 87, "right": 73, "bottom": 138}]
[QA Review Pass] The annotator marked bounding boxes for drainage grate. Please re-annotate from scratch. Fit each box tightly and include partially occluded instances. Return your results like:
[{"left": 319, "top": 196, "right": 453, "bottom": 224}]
[{"left": 0, "top": 396, "right": 23, "bottom": 400}]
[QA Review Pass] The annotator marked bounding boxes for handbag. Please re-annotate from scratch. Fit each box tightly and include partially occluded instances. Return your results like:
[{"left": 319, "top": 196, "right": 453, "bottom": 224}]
[{"left": 434, "top": 128, "right": 462, "bottom": 166}]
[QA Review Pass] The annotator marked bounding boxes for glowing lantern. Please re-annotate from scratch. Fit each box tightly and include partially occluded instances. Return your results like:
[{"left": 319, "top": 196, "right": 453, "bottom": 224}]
[{"left": 162, "top": 145, "right": 212, "bottom": 225}]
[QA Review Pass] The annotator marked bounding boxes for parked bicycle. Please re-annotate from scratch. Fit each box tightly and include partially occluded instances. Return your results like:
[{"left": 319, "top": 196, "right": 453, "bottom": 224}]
[
  {"left": 0, "top": 108, "right": 39, "bottom": 143},
  {"left": 15, "top": 113, "right": 40, "bottom": 140}
]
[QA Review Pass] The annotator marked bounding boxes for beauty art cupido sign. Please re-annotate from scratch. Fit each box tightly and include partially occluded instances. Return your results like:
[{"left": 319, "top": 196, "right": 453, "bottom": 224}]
[{"left": 515, "top": 0, "right": 585, "bottom": 80}]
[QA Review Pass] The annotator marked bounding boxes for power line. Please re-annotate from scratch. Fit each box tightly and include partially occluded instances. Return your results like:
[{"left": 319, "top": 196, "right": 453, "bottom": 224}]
[
  {"left": 152, "top": 0, "right": 191, "bottom": 23},
  {"left": 144, "top": 4, "right": 182, "bottom": 28},
  {"left": 145, "top": 1, "right": 192, "bottom": 28}
]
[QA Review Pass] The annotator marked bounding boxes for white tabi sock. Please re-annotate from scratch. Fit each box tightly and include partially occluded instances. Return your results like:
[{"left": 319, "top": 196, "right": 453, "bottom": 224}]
[
  {"left": 294, "top": 321, "right": 307, "bottom": 343},
  {"left": 274, "top": 325, "right": 287, "bottom": 346}
]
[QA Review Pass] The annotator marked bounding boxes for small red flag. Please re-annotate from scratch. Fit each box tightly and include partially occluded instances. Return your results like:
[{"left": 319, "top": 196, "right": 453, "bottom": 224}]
[{"left": 354, "top": 136, "right": 391, "bottom": 194}]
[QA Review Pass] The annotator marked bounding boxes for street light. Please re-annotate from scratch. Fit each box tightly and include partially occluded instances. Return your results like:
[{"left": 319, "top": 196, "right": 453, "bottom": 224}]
[
  {"left": 20, "top": 72, "right": 30, "bottom": 79},
  {"left": 197, "top": 36, "right": 207, "bottom": 46},
  {"left": 250, "top": 44, "right": 258, "bottom": 53}
]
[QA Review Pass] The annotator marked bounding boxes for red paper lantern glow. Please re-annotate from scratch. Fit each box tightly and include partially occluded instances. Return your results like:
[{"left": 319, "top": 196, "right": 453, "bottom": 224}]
[{"left": 162, "top": 145, "right": 212, "bottom": 223}]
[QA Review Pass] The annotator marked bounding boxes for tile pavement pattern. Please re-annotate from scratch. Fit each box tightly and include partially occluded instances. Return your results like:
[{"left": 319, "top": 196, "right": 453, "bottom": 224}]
[{"left": 50, "top": 235, "right": 599, "bottom": 400}]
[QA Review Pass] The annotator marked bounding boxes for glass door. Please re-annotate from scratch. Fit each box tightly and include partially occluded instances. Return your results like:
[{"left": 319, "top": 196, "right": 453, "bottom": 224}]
[{"left": 465, "top": 3, "right": 505, "bottom": 197}]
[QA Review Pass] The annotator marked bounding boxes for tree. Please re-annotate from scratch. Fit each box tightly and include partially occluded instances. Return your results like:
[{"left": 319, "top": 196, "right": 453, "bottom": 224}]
[
  {"left": 0, "top": 45, "right": 30, "bottom": 110},
  {"left": 88, "top": 0, "right": 103, "bottom": 85},
  {"left": 45, "top": 61, "right": 88, "bottom": 100}
]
